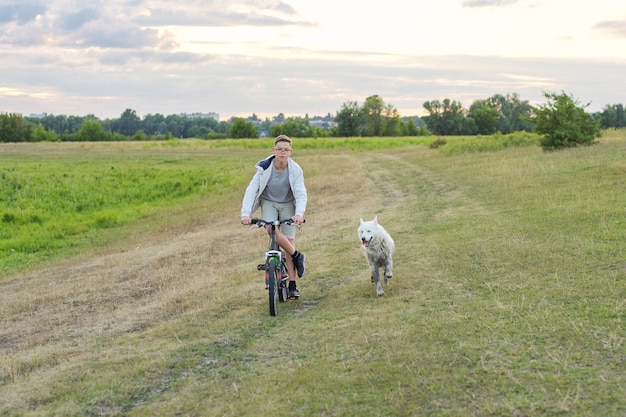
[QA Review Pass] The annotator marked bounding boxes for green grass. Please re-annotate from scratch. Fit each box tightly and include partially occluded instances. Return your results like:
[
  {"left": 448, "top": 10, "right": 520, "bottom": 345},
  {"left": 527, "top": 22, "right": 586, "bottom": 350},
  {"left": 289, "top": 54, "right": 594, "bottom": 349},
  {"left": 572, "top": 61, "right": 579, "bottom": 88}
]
[
  {"left": 0, "top": 141, "right": 248, "bottom": 276},
  {"left": 1, "top": 132, "right": 625, "bottom": 416}
]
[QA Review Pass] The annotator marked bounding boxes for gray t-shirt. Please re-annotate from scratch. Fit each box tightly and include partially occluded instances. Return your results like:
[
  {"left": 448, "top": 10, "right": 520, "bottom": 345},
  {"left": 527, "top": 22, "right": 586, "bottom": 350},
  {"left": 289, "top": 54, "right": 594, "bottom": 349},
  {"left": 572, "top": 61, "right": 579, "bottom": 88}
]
[{"left": 261, "top": 165, "right": 294, "bottom": 203}]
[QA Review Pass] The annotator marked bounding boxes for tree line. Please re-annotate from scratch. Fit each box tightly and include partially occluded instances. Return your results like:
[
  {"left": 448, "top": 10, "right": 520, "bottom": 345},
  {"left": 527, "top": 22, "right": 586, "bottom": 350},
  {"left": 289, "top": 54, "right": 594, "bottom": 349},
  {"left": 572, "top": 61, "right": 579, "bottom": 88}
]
[
  {"left": 0, "top": 109, "right": 338, "bottom": 143},
  {"left": 1, "top": 92, "right": 624, "bottom": 143}
]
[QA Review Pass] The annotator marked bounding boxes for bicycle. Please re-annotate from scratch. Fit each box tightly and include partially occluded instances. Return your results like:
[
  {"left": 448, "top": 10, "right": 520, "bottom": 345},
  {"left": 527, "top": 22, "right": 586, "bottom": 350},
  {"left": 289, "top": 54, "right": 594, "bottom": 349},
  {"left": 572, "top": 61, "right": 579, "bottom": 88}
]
[{"left": 251, "top": 218, "right": 303, "bottom": 316}]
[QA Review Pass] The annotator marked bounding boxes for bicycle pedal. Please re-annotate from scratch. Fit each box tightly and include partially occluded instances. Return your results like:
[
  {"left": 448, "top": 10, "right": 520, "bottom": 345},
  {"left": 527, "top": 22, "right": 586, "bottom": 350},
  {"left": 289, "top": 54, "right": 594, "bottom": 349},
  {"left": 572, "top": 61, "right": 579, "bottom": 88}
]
[{"left": 257, "top": 264, "right": 265, "bottom": 270}]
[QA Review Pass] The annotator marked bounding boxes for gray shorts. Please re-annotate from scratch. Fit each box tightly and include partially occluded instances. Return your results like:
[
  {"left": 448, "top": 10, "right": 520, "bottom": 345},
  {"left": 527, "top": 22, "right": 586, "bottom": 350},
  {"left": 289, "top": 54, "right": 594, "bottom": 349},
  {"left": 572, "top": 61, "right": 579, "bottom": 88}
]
[{"left": 260, "top": 199, "right": 296, "bottom": 239}]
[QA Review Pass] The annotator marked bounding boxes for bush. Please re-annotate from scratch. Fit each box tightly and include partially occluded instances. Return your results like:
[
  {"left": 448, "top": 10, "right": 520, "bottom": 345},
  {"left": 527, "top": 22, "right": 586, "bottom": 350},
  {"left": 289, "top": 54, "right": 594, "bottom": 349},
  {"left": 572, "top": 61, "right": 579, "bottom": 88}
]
[
  {"left": 530, "top": 91, "right": 601, "bottom": 150},
  {"left": 32, "top": 124, "right": 59, "bottom": 142},
  {"left": 429, "top": 137, "right": 447, "bottom": 149}
]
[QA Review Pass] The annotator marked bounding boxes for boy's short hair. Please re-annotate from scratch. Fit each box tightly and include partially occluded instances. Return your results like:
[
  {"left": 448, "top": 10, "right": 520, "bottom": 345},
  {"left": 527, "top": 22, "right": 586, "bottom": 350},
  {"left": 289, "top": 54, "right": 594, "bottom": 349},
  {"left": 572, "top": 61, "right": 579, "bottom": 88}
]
[{"left": 274, "top": 135, "right": 292, "bottom": 145}]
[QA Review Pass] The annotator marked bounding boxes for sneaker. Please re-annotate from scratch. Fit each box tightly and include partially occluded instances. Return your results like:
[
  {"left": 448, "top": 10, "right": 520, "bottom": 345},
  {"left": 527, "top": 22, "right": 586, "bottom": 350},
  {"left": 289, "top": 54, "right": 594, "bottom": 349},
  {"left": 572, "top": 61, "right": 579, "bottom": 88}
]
[
  {"left": 288, "top": 287, "right": 300, "bottom": 300},
  {"left": 293, "top": 252, "right": 306, "bottom": 278}
]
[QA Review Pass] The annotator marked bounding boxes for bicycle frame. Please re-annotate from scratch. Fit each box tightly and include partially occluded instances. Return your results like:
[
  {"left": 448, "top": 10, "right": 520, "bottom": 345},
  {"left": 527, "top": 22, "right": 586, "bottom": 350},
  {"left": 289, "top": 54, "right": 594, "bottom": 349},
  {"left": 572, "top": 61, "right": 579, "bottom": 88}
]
[{"left": 251, "top": 218, "right": 294, "bottom": 315}]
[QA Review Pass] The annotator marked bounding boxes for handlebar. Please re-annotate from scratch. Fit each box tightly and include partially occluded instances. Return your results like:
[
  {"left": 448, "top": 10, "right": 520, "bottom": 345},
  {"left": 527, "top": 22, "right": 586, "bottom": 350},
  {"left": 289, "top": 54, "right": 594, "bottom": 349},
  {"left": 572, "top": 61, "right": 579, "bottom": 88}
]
[{"left": 250, "top": 218, "right": 305, "bottom": 227}]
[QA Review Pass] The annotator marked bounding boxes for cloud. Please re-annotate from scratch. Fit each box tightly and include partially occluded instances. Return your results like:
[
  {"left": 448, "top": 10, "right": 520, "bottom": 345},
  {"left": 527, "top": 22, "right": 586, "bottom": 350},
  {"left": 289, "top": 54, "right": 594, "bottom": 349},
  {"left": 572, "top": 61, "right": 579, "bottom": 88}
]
[
  {"left": 462, "top": 0, "right": 519, "bottom": 7},
  {"left": 136, "top": 9, "right": 300, "bottom": 27},
  {"left": 593, "top": 19, "right": 626, "bottom": 38},
  {"left": 0, "top": 1, "right": 172, "bottom": 49},
  {"left": 0, "top": 1, "right": 47, "bottom": 24},
  {"left": 71, "top": 22, "right": 166, "bottom": 49},
  {"left": 57, "top": 7, "right": 100, "bottom": 31},
  {"left": 134, "top": 0, "right": 309, "bottom": 27},
  {"left": 97, "top": 49, "right": 208, "bottom": 66},
  {"left": 0, "top": 0, "right": 312, "bottom": 50}
]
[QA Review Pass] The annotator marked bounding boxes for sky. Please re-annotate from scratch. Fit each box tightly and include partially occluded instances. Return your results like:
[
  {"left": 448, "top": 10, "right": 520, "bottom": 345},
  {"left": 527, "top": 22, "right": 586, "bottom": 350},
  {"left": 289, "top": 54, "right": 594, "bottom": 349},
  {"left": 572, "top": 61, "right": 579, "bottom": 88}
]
[{"left": 0, "top": 0, "right": 625, "bottom": 120}]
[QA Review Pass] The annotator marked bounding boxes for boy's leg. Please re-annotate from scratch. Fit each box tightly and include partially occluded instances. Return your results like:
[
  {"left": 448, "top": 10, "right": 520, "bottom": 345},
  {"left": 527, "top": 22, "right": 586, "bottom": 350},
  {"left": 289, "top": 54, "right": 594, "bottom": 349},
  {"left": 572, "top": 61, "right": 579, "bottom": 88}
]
[
  {"left": 284, "top": 237, "right": 297, "bottom": 283},
  {"left": 275, "top": 231, "right": 301, "bottom": 299},
  {"left": 275, "top": 230, "right": 298, "bottom": 278},
  {"left": 275, "top": 230, "right": 305, "bottom": 279},
  {"left": 275, "top": 230, "right": 295, "bottom": 257},
  {"left": 285, "top": 237, "right": 300, "bottom": 298}
]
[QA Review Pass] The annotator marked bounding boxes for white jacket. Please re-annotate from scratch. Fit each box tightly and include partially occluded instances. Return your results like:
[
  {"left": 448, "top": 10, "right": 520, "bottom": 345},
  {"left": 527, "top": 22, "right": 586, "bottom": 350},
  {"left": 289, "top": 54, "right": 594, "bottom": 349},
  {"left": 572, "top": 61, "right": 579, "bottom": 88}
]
[{"left": 241, "top": 155, "right": 307, "bottom": 218}]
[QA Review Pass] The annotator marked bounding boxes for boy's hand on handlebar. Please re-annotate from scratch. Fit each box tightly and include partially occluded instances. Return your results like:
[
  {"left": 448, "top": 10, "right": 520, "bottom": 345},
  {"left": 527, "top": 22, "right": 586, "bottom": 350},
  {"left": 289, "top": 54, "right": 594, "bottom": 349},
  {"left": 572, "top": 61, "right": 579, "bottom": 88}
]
[
  {"left": 241, "top": 216, "right": 252, "bottom": 225},
  {"left": 292, "top": 215, "right": 305, "bottom": 225}
]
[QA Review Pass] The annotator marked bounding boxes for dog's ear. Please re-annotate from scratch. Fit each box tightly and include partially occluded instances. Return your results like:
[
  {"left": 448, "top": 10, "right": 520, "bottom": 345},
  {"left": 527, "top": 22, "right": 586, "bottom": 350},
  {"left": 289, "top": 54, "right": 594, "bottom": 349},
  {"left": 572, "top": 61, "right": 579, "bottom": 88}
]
[
  {"left": 360, "top": 218, "right": 364, "bottom": 224},
  {"left": 373, "top": 215, "right": 378, "bottom": 224}
]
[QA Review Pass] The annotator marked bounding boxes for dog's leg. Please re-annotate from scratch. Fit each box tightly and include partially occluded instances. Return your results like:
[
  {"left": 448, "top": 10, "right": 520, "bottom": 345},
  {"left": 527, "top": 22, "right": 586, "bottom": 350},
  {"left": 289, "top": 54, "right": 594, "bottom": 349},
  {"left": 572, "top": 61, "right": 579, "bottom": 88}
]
[
  {"left": 384, "top": 259, "right": 393, "bottom": 286},
  {"left": 369, "top": 261, "right": 378, "bottom": 283},
  {"left": 376, "top": 280, "right": 384, "bottom": 296},
  {"left": 369, "top": 262, "right": 384, "bottom": 296}
]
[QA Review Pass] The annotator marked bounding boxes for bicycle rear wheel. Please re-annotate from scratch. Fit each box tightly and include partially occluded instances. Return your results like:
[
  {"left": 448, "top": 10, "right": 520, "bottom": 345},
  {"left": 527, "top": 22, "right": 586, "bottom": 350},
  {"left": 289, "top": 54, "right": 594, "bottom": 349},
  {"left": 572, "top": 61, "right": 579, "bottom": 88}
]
[{"left": 267, "top": 258, "right": 279, "bottom": 316}]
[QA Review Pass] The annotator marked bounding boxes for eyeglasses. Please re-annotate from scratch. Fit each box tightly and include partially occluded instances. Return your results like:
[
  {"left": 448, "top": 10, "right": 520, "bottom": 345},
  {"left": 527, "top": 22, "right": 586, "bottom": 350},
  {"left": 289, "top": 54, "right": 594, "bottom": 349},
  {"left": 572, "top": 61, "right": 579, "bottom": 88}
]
[{"left": 274, "top": 148, "right": 292, "bottom": 153}]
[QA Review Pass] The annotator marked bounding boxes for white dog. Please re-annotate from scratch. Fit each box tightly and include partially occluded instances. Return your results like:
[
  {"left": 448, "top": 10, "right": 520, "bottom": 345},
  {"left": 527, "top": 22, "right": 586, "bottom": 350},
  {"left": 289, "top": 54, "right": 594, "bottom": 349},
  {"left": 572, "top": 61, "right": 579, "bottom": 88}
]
[{"left": 358, "top": 216, "right": 395, "bottom": 296}]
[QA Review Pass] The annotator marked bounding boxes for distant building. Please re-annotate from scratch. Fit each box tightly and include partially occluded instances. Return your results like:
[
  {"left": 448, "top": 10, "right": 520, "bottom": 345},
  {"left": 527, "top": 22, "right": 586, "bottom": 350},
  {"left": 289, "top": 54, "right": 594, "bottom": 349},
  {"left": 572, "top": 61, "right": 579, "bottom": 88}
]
[
  {"left": 180, "top": 112, "right": 219, "bottom": 121},
  {"left": 310, "top": 119, "right": 338, "bottom": 129},
  {"left": 29, "top": 113, "right": 48, "bottom": 118}
]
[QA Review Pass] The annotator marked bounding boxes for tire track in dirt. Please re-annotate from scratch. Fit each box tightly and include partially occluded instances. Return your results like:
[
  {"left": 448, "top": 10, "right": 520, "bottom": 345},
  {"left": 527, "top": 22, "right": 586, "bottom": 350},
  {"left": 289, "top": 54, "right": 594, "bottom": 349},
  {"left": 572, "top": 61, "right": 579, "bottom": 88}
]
[{"left": 365, "top": 151, "right": 494, "bottom": 221}]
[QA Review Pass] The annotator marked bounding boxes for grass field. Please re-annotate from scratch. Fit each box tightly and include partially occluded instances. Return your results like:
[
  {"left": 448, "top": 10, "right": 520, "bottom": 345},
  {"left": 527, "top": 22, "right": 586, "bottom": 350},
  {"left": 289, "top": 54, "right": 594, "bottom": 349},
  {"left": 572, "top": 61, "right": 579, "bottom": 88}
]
[{"left": 1, "top": 131, "right": 625, "bottom": 416}]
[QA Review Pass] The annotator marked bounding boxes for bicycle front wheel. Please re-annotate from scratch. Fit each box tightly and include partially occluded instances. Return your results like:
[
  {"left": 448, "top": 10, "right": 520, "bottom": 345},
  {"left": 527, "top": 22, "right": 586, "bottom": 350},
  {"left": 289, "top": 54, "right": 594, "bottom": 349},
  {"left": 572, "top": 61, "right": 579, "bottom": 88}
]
[{"left": 267, "top": 258, "right": 279, "bottom": 316}]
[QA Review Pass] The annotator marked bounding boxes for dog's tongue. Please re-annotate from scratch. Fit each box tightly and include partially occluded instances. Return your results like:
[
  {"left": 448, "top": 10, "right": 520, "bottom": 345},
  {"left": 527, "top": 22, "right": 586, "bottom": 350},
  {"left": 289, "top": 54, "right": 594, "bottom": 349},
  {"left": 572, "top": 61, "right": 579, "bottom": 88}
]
[{"left": 362, "top": 238, "right": 370, "bottom": 247}]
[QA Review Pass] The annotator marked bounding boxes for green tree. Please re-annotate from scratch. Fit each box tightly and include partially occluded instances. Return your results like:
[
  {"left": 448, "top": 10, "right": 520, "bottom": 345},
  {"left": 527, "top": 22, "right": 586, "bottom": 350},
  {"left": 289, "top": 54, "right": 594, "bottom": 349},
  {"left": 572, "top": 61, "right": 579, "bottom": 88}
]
[
  {"left": 469, "top": 103, "right": 501, "bottom": 135},
  {"left": 0, "top": 113, "right": 34, "bottom": 142},
  {"left": 193, "top": 116, "right": 219, "bottom": 137},
  {"left": 48, "top": 114, "right": 68, "bottom": 133},
  {"left": 229, "top": 118, "right": 259, "bottom": 138},
  {"left": 599, "top": 104, "right": 625, "bottom": 129},
  {"left": 32, "top": 124, "right": 58, "bottom": 142},
  {"left": 270, "top": 117, "right": 304, "bottom": 137},
  {"left": 73, "top": 120, "right": 108, "bottom": 141},
  {"left": 465, "top": 93, "right": 534, "bottom": 135},
  {"left": 487, "top": 93, "right": 533, "bottom": 133},
  {"left": 164, "top": 114, "right": 184, "bottom": 137},
  {"left": 334, "top": 101, "right": 363, "bottom": 137},
  {"left": 67, "top": 115, "right": 87, "bottom": 133},
  {"left": 257, "top": 118, "right": 272, "bottom": 135},
  {"left": 530, "top": 91, "right": 601, "bottom": 150},
  {"left": 216, "top": 121, "right": 231, "bottom": 135},
  {"left": 382, "top": 104, "right": 403, "bottom": 136},
  {"left": 423, "top": 99, "right": 468, "bottom": 135},
  {"left": 401, "top": 117, "right": 429, "bottom": 136},
  {"left": 142, "top": 113, "right": 167, "bottom": 136},
  {"left": 362, "top": 95, "right": 384, "bottom": 136},
  {"left": 269, "top": 123, "right": 283, "bottom": 137},
  {"left": 402, "top": 118, "right": 419, "bottom": 136},
  {"left": 115, "top": 109, "right": 141, "bottom": 136}
]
